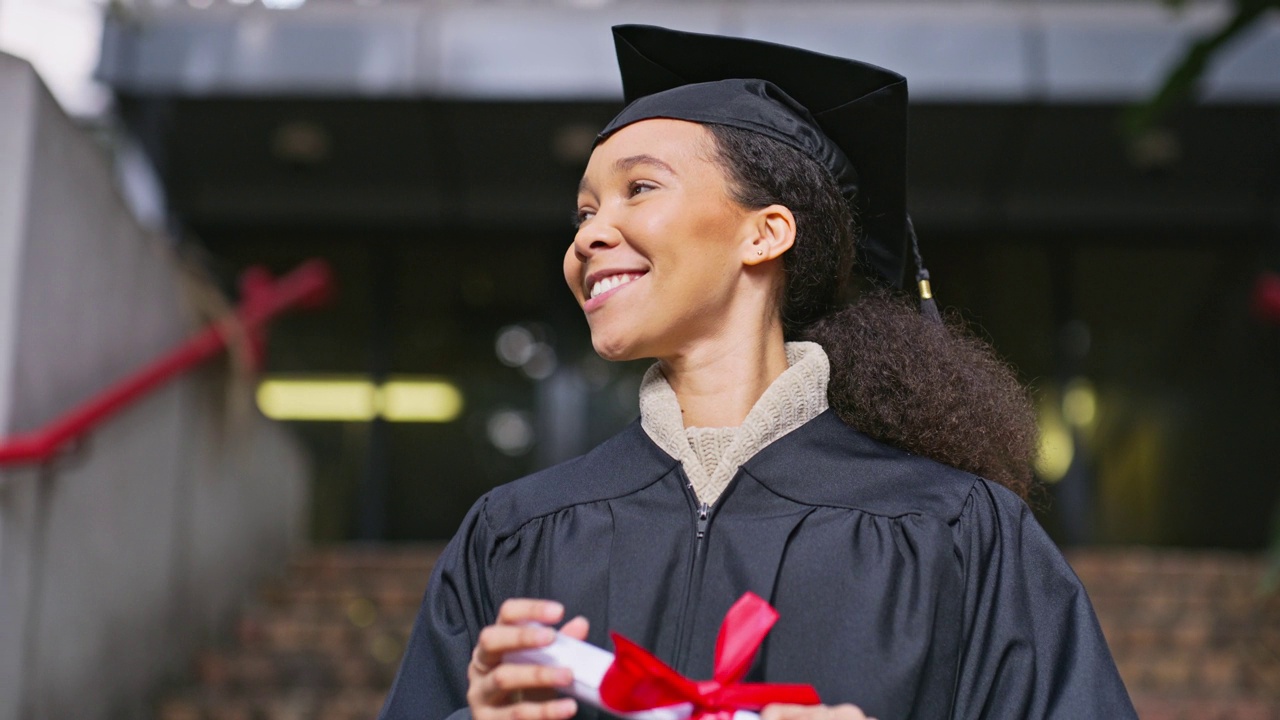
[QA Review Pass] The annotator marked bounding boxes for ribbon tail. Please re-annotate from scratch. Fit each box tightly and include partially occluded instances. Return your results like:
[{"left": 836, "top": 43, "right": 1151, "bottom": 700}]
[
  {"left": 601, "top": 633, "right": 701, "bottom": 713},
  {"left": 718, "top": 682, "right": 823, "bottom": 711},
  {"left": 713, "top": 592, "right": 778, "bottom": 685}
]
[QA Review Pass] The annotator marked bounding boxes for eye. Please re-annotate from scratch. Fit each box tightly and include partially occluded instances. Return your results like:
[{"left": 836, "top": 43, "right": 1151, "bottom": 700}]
[
  {"left": 628, "top": 181, "right": 657, "bottom": 197},
  {"left": 574, "top": 207, "right": 595, "bottom": 228}
]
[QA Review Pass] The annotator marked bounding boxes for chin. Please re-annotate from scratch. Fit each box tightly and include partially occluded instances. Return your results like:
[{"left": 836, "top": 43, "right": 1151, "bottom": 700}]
[
  {"left": 591, "top": 338, "right": 638, "bottom": 362},
  {"left": 589, "top": 331, "right": 648, "bottom": 363}
]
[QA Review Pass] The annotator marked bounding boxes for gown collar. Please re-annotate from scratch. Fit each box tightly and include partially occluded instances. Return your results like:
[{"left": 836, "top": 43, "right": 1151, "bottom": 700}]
[{"left": 638, "top": 341, "right": 830, "bottom": 505}]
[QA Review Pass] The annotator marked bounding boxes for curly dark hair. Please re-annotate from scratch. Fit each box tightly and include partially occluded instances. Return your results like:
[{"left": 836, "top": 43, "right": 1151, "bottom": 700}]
[{"left": 706, "top": 124, "right": 1039, "bottom": 500}]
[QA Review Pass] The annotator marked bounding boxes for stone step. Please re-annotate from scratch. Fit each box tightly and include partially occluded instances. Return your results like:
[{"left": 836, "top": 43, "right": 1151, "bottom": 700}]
[
  {"left": 232, "top": 604, "right": 417, "bottom": 656},
  {"left": 1130, "top": 694, "right": 1280, "bottom": 720},
  {"left": 155, "top": 688, "right": 388, "bottom": 720},
  {"left": 256, "top": 544, "right": 442, "bottom": 613},
  {"left": 190, "top": 647, "right": 400, "bottom": 693},
  {"left": 153, "top": 546, "right": 1280, "bottom": 719},
  {"left": 256, "top": 580, "right": 428, "bottom": 616},
  {"left": 1069, "top": 550, "right": 1280, "bottom": 703},
  {"left": 283, "top": 544, "right": 443, "bottom": 580}
]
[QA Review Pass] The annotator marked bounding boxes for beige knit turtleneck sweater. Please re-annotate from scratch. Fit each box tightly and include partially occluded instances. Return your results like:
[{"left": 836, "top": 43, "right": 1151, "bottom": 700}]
[{"left": 638, "top": 341, "right": 830, "bottom": 505}]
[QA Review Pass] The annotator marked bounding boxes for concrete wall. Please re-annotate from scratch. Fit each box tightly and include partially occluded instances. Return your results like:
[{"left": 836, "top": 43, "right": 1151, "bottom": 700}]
[{"left": 0, "top": 52, "right": 310, "bottom": 720}]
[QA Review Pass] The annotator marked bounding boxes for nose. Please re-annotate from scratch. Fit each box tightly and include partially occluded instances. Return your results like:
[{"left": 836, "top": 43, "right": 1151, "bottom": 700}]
[{"left": 571, "top": 212, "right": 622, "bottom": 263}]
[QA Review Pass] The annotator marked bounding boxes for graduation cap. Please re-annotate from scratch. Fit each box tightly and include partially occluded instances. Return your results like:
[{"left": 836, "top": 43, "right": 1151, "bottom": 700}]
[{"left": 598, "top": 24, "right": 939, "bottom": 319}]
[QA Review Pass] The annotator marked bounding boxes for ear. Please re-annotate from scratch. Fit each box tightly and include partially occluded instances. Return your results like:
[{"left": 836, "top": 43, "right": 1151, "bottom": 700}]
[{"left": 741, "top": 205, "right": 796, "bottom": 266}]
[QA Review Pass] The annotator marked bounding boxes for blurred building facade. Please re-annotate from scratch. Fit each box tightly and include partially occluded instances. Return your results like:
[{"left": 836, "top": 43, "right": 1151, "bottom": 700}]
[
  {"left": 0, "top": 52, "right": 311, "bottom": 720},
  {"left": 87, "top": 0, "right": 1280, "bottom": 547},
  {"left": 0, "top": 2, "right": 1276, "bottom": 718}
]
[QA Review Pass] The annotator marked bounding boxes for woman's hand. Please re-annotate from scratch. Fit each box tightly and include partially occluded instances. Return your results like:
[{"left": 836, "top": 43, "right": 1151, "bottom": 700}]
[
  {"left": 467, "top": 599, "right": 590, "bottom": 720},
  {"left": 761, "top": 704, "right": 877, "bottom": 720}
]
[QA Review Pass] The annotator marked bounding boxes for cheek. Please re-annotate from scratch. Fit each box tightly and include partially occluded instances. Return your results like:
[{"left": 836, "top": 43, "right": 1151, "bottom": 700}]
[
  {"left": 662, "top": 219, "right": 746, "bottom": 295},
  {"left": 563, "top": 245, "right": 584, "bottom": 301}
]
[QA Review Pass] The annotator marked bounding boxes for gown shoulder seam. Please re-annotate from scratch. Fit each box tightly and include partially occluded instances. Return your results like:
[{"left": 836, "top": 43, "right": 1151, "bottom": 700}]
[
  {"left": 486, "top": 464, "right": 683, "bottom": 541},
  {"left": 739, "top": 466, "right": 984, "bottom": 521}
]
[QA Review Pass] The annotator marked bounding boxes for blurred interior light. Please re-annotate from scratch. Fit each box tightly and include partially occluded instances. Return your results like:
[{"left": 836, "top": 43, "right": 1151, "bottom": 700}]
[
  {"left": 257, "top": 378, "right": 377, "bottom": 421},
  {"left": 1062, "top": 377, "right": 1097, "bottom": 428},
  {"left": 262, "top": 0, "right": 306, "bottom": 8},
  {"left": 256, "top": 375, "right": 463, "bottom": 423},
  {"left": 495, "top": 325, "right": 537, "bottom": 367},
  {"left": 487, "top": 410, "right": 535, "bottom": 456},
  {"left": 381, "top": 378, "right": 464, "bottom": 422},
  {"left": 521, "top": 343, "right": 558, "bottom": 380},
  {"left": 1035, "top": 391, "right": 1074, "bottom": 483}
]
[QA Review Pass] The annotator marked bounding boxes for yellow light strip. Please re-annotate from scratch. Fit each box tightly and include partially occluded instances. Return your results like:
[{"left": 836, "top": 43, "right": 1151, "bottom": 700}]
[
  {"left": 255, "top": 375, "right": 463, "bottom": 423},
  {"left": 256, "top": 378, "right": 378, "bottom": 421},
  {"left": 382, "top": 378, "right": 464, "bottom": 422}
]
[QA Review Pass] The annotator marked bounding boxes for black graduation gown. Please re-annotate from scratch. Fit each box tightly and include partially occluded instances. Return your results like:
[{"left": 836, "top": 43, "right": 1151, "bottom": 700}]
[{"left": 379, "top": 410, "right": 1136, "bottom": 720}]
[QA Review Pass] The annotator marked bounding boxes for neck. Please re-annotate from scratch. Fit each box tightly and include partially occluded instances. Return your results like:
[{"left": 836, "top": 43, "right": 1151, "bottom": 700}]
[{"left": 658, "top": 328, "right": 790, "bottom": 428}]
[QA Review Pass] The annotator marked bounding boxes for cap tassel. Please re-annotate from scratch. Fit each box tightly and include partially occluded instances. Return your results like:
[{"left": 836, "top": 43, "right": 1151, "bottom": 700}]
[
  {"left": 917, "top": 269, "right": 941, "bottom": 323},
  {"left": 907, "top": 216, "right": 942, "bottom": 323}
]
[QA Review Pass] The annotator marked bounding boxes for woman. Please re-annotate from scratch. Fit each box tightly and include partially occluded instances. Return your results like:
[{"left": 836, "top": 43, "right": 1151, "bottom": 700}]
[{"left": 379, "top": 25, "right": 1135, "bottom": 720}]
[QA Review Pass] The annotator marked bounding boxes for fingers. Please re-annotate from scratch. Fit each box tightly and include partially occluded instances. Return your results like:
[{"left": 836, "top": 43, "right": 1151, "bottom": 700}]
[
  {"left": 560, "top": 615, "right": 590, "bottom": 641},
  {"left": 471, "top": 661, "right": 576, "bottom": 712},
  {"left": 761, "top": 704, "right": 873, "bottom": 720},
  {"left": 498, "top": 599, "right": 567, "bottom": 625},
  {"left": 473, "top": 600, "right": 566, "bottom": 673},
  {"left": 475, "top": 697, "right": 578, "bottom": 720},
  {"left": 468, "top": 662, "right": 577, "bottom": 720},
  {"left": 468, "top": 600, "right": 582, "bottom": 720},
  {"left": 481, "top": 663, "right": 573, "bottom": 697},
  {"left": 475, "top": 624, "right": 556, "bottom": 669}
]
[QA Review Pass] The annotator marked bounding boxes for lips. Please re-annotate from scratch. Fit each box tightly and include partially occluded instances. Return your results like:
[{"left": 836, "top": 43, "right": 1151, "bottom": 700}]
[
  {"left": 583, "top": 270, "right": 647, "bottom": 311},
  {"left": 590, "top": 272, "right": 644, "bottom": 299}
]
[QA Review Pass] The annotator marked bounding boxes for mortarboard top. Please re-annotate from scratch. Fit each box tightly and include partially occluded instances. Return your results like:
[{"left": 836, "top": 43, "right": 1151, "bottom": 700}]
[{"left": 598, "top": 24, "right": 913, "bottom": 290}]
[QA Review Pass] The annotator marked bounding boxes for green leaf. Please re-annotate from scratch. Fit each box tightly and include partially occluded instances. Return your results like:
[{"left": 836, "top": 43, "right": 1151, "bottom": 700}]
[{"left": 1123, "top": 1, "right": 1279, "bottom": 137}]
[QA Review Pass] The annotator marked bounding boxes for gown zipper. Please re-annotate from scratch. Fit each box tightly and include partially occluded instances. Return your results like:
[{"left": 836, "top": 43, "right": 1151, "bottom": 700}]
[
  {"left": 695, "top": 502, "right": 710, "bottom": 541},
  {"left": 672, "top": 472, "right": 713, "bottom": 673}
]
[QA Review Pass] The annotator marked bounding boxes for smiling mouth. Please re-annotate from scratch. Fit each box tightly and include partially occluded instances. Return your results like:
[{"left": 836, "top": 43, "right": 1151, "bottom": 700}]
[{"left": 589, "top": 272, "right": 645, "bottom": 300}]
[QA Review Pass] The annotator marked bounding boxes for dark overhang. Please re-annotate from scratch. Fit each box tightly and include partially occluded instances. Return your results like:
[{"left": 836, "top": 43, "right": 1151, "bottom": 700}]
[{"left": 98, "top": 2, "right": 1280, "bottom": 238}]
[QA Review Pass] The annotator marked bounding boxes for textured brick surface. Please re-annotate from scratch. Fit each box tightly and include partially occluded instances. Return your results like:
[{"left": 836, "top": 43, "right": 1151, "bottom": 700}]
[
  {"left": 154, "top": 546, "right": 440, "bottom": 720},
  {"left": 1069, "top": 549, "right": 1280, "bottom": 719},
  {"left": 155, "top": 545, "right": 1280, "bottom": 719}
]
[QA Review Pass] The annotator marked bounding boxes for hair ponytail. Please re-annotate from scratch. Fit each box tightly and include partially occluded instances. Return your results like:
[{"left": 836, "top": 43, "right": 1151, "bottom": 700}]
[
  {"left": 706, "top": 124, "right": 1039, "bottom": 499},
  {"left": 804, "top": 293, "right": 1037, "bottom": 498}
]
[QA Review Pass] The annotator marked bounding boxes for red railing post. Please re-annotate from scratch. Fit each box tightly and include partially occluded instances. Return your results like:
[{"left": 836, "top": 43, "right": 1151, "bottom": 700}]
[{"left": 0, "top": 259, "right": 335, "bottom": 466}]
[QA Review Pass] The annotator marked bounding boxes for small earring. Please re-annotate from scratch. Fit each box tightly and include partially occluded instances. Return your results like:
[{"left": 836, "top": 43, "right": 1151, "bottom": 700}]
[{"left": 756, "top": 249, "right": 764, "bottom": 256}]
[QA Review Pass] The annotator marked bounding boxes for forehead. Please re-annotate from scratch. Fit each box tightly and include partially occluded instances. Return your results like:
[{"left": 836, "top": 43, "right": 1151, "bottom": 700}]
[{"left": 586, "top": 118, "right": 713, "bottom": 170}]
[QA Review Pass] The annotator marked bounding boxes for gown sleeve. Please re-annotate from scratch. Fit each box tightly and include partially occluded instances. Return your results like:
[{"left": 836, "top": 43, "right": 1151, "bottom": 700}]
[
  {"left": 949, "top": 480, "right": 1137, "bottom": 719},
  {"left": 378, "top": 497, "right": 496, "bottom": 720}
]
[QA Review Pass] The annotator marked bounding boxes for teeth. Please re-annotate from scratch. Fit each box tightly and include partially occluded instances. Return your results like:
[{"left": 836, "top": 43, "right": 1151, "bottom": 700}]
[{"left": 589, "top": 273, "right": 641, "bottom": 299}]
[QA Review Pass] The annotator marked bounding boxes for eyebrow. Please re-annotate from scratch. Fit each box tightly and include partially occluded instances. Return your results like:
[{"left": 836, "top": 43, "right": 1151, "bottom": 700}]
[{"left": 578, "top": 154, "right": 677, "bottom": 195}]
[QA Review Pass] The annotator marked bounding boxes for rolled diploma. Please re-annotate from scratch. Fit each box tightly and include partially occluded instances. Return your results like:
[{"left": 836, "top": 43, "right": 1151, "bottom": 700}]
[{"left": 505, "top": 627, "right": 760, "bottom": 720}]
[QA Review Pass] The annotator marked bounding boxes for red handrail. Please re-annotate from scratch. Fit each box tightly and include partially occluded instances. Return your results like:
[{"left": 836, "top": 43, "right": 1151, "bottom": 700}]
[{"left": 0, "top": 259, "right": 335, "bottom": 466}]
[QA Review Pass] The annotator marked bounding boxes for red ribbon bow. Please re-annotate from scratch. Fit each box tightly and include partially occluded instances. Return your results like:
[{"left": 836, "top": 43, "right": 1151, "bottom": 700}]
[{"left": 599, "top": 592, "right": 820, "bottom": 719}]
